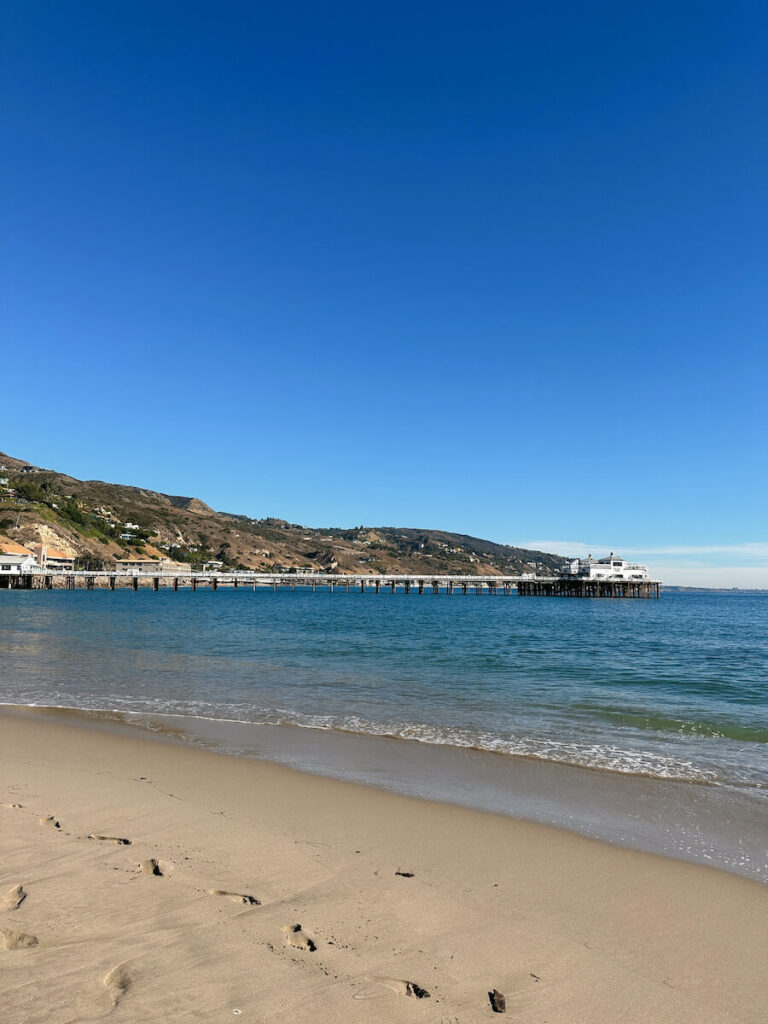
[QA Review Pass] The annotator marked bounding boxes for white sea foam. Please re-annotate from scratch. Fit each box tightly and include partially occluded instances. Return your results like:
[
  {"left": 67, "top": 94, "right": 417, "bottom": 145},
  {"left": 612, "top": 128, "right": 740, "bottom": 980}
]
[{"left": 1, "top": 696, "right": 728, "bottom": 784}]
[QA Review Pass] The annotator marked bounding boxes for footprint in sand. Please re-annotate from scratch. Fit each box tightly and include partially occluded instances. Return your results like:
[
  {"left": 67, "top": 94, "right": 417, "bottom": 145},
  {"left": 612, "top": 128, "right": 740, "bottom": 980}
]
[
  {"left": 39, "top": 815, "right": 61, "bottom": 829},
  {"left": 138, "top": 859, "right": 163, "bottom": 876},
  {"left": 88, "top": 834, "right": 131, "bottom": 845},
  {"left": 282, "top": 924, "right": 317, "bottom": 952},
  {"left": 2, "top": 884, "right": 27, "bottom": 911},
  {"left": 354, "top": 977, "right": 431, "bottom": 1000},
  {"left": 104, "top": 964, "right": 131, "bottom": 1007},
  {"left": 208, "top": 889, "right": 260, "bottom": 905},
  {"left": 1, "top": 928, "right": 38, "bottom": 951},
  {"left": 383, "top": 978, "right": 431, "bottom": 999}
]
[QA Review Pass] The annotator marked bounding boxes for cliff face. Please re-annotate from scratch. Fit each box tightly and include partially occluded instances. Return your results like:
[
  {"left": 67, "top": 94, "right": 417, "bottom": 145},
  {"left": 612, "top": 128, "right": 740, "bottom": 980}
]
[{"left": 0, "top": 452, "right": 566, "bottom": 575}]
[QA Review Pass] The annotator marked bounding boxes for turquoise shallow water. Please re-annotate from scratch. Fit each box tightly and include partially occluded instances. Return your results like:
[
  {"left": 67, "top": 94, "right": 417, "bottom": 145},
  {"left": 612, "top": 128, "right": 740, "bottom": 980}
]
[{"left": 1, "top": 589, "right": 766, "bottom": 790}]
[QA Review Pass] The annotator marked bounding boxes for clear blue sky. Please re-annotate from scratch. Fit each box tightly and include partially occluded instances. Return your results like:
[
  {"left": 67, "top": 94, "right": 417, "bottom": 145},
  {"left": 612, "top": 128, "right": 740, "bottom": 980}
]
[{"left": 3, "top": 2, "right": 767, "bottom": 584}]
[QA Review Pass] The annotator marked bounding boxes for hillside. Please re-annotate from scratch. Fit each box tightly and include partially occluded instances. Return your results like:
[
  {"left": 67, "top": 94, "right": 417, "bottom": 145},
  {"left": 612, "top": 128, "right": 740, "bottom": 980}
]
[{"left": 0, "top": 451, "right": 566, "bottom": 575}]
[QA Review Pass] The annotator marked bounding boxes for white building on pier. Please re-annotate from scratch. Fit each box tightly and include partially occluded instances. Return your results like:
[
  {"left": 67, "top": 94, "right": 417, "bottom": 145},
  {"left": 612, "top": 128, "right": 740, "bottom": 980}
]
[{"left": 562, "top": 553, "right": 650, "bottom": 581}]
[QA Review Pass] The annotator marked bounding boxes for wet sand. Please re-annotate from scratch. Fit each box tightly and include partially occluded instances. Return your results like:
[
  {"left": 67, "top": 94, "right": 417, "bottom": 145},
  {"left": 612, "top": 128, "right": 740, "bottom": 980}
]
[
  {"left": 1, "top": 706, "right": 767, "bottom": 1023},
  {"left": 90, "top": 706, "right": 768, "bottom": 882}
]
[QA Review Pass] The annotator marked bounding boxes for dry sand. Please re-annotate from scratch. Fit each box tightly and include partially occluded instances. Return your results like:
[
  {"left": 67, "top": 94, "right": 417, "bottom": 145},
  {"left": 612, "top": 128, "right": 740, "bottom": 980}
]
[{"left": 1, "top": 708, "right": 766, "bottom": 1023}]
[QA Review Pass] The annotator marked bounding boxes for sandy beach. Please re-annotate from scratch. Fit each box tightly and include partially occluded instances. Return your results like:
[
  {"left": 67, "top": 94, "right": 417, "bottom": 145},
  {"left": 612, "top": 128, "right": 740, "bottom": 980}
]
[{"left": 1, "top": 707, "right": 766, "bottom": 1024}]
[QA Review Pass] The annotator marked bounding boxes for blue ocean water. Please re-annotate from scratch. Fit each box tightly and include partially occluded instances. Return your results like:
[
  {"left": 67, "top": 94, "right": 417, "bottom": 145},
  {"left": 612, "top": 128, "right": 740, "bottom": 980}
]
[{"left": 1, "top": 589, "right": 766, "bottom": 790}]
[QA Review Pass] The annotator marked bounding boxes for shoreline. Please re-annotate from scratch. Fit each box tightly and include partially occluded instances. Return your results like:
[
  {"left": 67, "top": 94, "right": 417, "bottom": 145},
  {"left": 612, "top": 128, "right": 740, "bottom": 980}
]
[
  {"left": 3, "top": 702, "right": 767, "bottom": 884},
  {"left": 2, "top": 706, "right": 767, "bottom": 1022}
]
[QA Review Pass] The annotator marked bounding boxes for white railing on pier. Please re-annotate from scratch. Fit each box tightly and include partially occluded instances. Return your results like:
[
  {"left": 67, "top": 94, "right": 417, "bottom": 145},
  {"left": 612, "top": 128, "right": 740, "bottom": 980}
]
[{"left": 2, "top": 569, "right": 662, "bottom": 585}]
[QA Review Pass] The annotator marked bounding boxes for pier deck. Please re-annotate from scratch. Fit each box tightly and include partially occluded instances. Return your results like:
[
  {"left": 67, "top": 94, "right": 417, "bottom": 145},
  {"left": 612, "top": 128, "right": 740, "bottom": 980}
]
[{"left": 0, "top": 571, "right": 661, "bottom": 596}]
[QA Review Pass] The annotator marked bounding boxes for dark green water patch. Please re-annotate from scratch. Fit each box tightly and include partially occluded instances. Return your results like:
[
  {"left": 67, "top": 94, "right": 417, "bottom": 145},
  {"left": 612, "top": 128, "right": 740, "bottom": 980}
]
[{"left": 574, "top": 704, "right": 768, "bottom": 743}]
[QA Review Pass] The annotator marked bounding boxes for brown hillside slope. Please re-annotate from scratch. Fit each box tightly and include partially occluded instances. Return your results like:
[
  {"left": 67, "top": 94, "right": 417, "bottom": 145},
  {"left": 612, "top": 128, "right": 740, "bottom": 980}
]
[{"left": 0, "top": 451, "right": 566, "bottom": 575}]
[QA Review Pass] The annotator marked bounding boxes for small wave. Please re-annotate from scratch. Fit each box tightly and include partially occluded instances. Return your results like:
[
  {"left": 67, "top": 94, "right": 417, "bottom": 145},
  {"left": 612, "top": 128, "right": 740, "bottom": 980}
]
[{"left": 285, "top": 714, "right": 723, "bottom": 783}]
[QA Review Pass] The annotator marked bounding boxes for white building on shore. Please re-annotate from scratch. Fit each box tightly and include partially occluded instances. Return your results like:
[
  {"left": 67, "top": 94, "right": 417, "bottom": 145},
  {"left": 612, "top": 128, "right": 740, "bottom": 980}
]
[
  {"left": 32, "top": 544, "right": 76, "bottom": 572},
  {"left": 114, "top": 555, "right": 187, "bottom": 574},
  {"left": 0, "top": 552, "right": 40, "bottom": 573},
  {"left": 561, "top": 553, "right": 650, "bottom": 581},
  {"left": 0, "top": 540, "right": 41, "bottom": 573}
]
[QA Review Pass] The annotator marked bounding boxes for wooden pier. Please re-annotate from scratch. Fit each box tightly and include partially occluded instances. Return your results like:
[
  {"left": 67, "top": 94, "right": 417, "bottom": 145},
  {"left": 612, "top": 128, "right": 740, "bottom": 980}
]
[{"left": 0, "top": 570, "right": 661, "bottom": 596}]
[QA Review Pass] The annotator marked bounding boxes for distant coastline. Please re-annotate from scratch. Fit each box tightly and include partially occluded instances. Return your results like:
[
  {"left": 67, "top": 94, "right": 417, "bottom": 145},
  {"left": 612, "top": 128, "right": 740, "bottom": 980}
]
[{"left": 661, "top": 585, "right": 768, "bottom": 595}]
